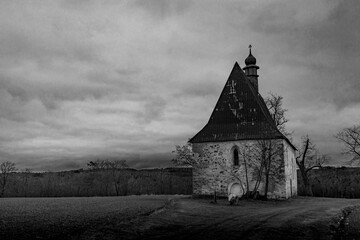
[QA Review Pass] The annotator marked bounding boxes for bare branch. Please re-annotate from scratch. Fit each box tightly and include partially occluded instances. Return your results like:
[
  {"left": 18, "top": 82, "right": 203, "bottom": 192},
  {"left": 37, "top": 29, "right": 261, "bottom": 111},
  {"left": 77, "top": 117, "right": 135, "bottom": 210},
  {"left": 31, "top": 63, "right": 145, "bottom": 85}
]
[
  {"left": 0, "top": 161, "right": 16, "bottom": 197},
  {"left": 265, "top": 93, "right": 289, "bottom": 136},
  {"left": 335, "top": 125, "right": 360, "bottom": 164},
  {"left": 295, "top": 136, "right": 327, "bottom": 196}
]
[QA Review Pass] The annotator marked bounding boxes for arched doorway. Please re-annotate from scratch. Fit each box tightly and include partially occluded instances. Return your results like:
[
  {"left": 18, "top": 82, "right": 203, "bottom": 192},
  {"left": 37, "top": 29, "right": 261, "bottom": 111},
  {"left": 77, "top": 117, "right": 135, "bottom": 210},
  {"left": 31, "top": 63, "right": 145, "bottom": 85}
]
[{"left": 228, "top": 182, "right": 243, "bottom": 199}]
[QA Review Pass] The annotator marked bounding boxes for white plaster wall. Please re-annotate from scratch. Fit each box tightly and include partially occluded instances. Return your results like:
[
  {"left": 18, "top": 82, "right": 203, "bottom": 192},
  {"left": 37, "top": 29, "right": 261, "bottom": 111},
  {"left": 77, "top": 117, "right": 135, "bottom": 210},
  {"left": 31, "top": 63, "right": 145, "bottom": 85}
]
[
  {"left": 192, "top": 139, "right": 291, "bottom": 199},
  {"left": 283, "top": 140, "right": 297, "bottom": 197}
]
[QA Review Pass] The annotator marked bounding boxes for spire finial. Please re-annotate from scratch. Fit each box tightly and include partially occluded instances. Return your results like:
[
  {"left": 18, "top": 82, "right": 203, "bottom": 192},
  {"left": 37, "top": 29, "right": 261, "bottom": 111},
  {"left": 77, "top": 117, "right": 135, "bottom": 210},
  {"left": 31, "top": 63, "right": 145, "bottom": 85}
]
[{"left": 245, "top": 44, "right": 256, "bottom": 66}]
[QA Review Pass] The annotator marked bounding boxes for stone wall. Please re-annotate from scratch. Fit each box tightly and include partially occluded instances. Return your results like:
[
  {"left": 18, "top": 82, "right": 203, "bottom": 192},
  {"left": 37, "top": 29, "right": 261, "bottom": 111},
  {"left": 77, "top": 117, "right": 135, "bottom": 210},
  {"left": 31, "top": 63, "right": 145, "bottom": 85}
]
[
  {"left": 192, "top": 142, "right": 243, "bottom": 196},
  {"left": 192, "top": 139, "right": 296, "bottom": 199}
]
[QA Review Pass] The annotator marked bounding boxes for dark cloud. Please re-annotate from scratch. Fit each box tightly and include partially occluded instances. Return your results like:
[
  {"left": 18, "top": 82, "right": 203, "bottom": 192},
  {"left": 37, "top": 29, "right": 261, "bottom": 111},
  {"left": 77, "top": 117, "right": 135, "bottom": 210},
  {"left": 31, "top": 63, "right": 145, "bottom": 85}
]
[
  {"left": 142, "top": 97, "right": 167, "bottom": 121},
  {"left": 0, "top": 28, "right": 99, "bottom": 65},
  {"left": 181, "top": 79, "right": 222, "bottom": 98},
  {"left": 129, "top": 152, "right": 173, "bottom": 169},
  {"left": 248, "top": 0, "right": 360, "bottom": 108},
  {"left": 0, "top": 0, "right": 359, "bottom": 170},
  {"left": 133, "top": 0, "right": 191, "bottom": 19},
  {"left": 0, "top": 76, "right": 110, "bottom": 112}
]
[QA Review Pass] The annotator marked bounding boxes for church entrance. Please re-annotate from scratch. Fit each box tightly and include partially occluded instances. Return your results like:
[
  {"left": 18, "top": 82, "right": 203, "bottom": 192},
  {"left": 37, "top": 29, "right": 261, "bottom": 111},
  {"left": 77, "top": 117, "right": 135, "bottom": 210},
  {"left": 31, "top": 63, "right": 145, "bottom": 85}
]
[{"left": 228, "top": 182, "right": 243, "bottom": 199}]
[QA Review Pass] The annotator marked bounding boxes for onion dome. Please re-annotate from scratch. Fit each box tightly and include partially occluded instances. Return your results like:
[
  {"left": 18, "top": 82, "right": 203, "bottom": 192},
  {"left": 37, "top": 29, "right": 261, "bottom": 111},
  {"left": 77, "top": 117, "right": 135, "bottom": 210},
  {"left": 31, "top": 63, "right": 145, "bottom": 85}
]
[
  {"left": 243, "top": 45, "right": 259, "bottom": 91},
  {"left": 245, "top": 45, "right": 256, "bottom": 65}
]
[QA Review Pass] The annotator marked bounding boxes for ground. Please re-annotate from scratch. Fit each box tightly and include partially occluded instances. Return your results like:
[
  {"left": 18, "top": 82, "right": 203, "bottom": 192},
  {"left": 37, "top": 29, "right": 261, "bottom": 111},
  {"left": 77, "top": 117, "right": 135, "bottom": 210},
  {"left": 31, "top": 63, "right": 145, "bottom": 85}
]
[{"left": 1, "top": 195, "right": 360, "bottom": 240}]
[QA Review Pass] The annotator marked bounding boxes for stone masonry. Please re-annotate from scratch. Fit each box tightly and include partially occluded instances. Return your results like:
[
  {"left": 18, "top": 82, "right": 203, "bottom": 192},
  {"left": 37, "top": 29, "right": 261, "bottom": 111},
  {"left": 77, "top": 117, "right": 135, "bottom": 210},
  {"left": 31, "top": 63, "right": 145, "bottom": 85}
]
[{"left": 192, "top": 139, "right": 297, "bottom": 199}]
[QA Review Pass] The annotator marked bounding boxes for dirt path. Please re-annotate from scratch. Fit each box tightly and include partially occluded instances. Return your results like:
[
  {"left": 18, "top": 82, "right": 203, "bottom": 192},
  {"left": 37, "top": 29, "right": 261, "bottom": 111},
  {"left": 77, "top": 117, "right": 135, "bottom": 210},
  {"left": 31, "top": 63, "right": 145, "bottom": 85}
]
[
  {"left": 131, "top": 196, "right": 360, "bottom": 240},
  {"left": 1, "top": 196, "right": 360, "bottom": 239}
]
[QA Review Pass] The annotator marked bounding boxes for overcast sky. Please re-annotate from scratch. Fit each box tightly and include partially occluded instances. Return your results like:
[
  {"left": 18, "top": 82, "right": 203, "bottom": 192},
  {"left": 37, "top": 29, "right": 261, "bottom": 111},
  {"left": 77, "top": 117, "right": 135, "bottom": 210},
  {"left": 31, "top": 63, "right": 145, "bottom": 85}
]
[{"left": 1, "top": 0, "right": 360, "bottom": 171}]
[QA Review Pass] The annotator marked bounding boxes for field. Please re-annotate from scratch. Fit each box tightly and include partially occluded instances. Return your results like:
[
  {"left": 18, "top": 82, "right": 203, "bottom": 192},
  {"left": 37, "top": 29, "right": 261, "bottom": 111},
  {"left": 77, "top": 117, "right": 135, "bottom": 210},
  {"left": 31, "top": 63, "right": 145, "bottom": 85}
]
[
  {"left": 0, "top": 195, "right": 178, "bottom": 240},
  {"left": 1, "top": 196, "right": 360, "bottom": 240}
]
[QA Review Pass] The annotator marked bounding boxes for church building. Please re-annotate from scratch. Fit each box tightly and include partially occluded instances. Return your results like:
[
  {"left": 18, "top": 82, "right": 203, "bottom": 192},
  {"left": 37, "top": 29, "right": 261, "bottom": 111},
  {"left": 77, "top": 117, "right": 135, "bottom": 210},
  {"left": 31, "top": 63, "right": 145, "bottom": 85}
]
[{"left": 189, "top": 47, "right": 297, "bottom": 199}]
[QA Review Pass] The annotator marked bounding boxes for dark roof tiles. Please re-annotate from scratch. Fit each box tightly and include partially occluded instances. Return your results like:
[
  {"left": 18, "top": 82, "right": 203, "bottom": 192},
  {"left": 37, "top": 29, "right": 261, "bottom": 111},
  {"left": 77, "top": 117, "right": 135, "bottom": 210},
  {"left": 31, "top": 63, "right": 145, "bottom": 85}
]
[{"left": 189, "top": 62, "right": 295, "bottom": 150}]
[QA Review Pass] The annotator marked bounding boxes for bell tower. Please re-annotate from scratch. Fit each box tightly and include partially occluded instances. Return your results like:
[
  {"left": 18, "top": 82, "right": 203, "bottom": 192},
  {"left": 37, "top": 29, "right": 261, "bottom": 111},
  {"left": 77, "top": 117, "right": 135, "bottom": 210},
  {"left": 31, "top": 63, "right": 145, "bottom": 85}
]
[{"left": 243, "top": 45, "right": 259, "bottom": 91}]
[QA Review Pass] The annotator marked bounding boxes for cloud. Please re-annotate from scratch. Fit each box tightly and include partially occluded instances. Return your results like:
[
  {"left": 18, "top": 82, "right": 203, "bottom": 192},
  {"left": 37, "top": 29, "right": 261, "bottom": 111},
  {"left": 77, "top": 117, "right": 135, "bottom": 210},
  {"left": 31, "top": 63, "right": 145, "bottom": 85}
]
[
  {"left": 133, "top": 0, "right": 192, "bottom": 19},
  {"left": 0, "top": 0, "right": 359, "bottom": 170}
]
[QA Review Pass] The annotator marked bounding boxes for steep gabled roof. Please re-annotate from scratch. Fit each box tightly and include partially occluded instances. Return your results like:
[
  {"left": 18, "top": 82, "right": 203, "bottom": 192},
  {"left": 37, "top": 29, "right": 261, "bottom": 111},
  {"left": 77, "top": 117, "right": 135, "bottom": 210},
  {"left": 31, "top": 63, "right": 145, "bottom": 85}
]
[{"left": 189, "top": 62, "right": 295, "bottom": 149}]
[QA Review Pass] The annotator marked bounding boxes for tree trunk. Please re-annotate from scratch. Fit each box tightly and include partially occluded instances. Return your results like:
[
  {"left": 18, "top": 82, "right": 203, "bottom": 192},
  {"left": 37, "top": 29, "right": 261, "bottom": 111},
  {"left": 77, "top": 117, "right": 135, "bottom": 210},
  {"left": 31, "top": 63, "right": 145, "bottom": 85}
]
[
  {"left": 264, "top": 150, "right": 272, "bottom": 200},
  {"left": 114, "top": 182, "right": 119, "bottom": 196},
  {"left": 264, "top": 171, "right": 270, "bottom": 200},
  {"left": 252, "top": 158, "right": 265, "bottom": 195},
  {"left": 301, "top": 172, "right": 313, "bottom": 196},
  {"left": 244, "top": 160, "right": 249, "bottom": 196},
  {"left": 298, "top": 165, "right": 313, "bottom": 196},
  {"left": 0, "top": 176, "right": 6, "bottom": 197},
  {"left": 213, "top": 190, "right": 217, "bottom": 203}
]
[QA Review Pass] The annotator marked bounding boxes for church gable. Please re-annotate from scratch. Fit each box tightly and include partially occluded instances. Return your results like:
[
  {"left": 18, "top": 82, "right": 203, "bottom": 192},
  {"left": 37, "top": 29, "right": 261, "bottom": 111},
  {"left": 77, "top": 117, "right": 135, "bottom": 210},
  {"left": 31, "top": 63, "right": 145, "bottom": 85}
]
[{"left": 189, "top": 62, "right": 283, "bottom": 143}]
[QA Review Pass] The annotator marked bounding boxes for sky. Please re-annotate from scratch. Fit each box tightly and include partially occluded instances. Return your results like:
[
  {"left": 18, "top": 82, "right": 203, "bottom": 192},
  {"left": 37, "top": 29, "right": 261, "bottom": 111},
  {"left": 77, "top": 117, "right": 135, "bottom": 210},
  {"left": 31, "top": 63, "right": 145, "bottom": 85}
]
[{"left": 1, "top": 0, "right": 360, "bottom": 171}]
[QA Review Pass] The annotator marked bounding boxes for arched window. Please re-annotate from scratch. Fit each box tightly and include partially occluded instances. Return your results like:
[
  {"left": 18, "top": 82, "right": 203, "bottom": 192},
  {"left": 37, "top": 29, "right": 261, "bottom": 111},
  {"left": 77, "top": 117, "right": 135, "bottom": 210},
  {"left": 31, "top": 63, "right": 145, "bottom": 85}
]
[{"left": 233, "top": 148, "right": 239, "bottom": 166}]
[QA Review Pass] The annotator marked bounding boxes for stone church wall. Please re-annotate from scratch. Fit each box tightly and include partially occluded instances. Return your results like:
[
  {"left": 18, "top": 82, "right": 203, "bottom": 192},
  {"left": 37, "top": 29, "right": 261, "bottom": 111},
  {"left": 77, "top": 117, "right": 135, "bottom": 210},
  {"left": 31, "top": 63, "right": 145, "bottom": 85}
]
[
  {"left": 192, "top": 141, "right": 246, "bottom": 196},
  {"left": 192, "top": 139, "right": 296, "bottom": 199}
]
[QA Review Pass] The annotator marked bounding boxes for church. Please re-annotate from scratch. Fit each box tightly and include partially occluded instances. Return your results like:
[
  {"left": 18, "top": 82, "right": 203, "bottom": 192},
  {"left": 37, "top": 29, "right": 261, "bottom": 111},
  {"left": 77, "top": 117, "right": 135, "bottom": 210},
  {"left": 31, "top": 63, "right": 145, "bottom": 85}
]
[{"left": 189, "top": 47, "right": 297, "bottom": 199}]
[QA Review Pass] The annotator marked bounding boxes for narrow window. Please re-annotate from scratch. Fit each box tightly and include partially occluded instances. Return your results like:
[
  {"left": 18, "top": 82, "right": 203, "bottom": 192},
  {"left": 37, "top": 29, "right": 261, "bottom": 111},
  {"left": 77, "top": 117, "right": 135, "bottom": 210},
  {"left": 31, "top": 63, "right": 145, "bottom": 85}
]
[{"left": 233, "top": 148, "right": 239, "bottom": 166}]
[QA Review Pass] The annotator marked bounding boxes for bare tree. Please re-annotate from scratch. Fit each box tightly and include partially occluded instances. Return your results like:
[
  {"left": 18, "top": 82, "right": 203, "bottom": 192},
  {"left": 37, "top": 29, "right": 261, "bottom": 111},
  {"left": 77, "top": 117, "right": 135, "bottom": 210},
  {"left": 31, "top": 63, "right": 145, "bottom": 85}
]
[
  {"left": 237, "top": 143, "right": 270, "bottom": 199},
  {"left": 21, "top": 168, "right": 32, "bottom": 197},
  {"left": 42, "top": 172, "right": 56, "bottom": 197},
  {"left": 252, "top": 139, "right": 285, "bottom": 200},
  {"left": 239, "top": 94, "right": 290, "bottom": 200},
  {"left": 254, "top": 93, "right": 290, "bottom": 199},
  {"left": 296, "top": 136, "right": 327, "bottom": 196},
  {"left": 335, "top": 125, "right": 360, "bottom": 165},
  {"left": 0, "top": 161, "right": 16, "bottom": 197},
  {"left": 87, "top": 159, "right": 109, "bottom": 170},
  {"left": 238, "top": 144, "right": 253, "bottom": 196},
  {"left": 265, "top": 93, "right": 290, "bottom": 137},
  {"left": 83, "top": 172, "right": 96, "bottom": 196},
  {"left": 172, "top": 145, "right": 206, "bottom": 168},
  {"left": 107, "top": 160, "right": 128, "bottom": 196},
  {"left": 87, "top": 159, "right": 128, "bottom": 196}
]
